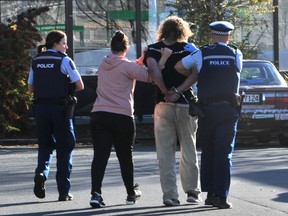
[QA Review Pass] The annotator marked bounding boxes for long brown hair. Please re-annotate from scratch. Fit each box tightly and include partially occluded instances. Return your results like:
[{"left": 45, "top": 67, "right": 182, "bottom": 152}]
[
  {"left": 37, "top": 30, "right": 66, "bottom": 54},
  {"left": 157, "top": 16, "right": 193, "bottom": 42}
]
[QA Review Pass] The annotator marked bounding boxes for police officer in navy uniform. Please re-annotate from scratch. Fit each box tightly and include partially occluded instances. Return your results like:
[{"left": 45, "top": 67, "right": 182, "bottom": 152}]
[
  {"left": 27, "top": 30, "right": 84, "bottom": 201},
  {"left": 175, "top": 21, "right": 243, "bottom": 209}
]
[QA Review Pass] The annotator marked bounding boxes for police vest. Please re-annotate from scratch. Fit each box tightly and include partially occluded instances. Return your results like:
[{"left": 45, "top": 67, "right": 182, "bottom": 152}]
[
  {"left": 32, "top": 51, "right": 70, "bottom": 99},
  {"left": 197, "top": 43, "right": 239, "bottom": 101}
]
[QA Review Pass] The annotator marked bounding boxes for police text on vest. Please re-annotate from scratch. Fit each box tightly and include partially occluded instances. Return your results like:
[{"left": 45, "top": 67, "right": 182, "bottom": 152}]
[
  {"left": 209, "top": 60, "right": 230, "bottom": 66},
  {"left": 37, "top": 64, "right": 54, "bottom": 68}
]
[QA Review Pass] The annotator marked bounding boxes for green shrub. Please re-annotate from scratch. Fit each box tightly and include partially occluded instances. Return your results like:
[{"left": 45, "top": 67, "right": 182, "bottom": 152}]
[{"left": 0, "top": 7, "right": 49, "bottom": 138}]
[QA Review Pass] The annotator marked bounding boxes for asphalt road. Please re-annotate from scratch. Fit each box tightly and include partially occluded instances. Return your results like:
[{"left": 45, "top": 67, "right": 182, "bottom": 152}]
[{"left": 0, "top": 144, "right": 287, "bottom": 216}]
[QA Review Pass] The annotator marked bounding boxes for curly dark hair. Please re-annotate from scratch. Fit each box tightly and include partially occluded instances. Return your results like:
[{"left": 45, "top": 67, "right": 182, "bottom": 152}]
[{"left": 157, "top": 16, "right": 193, "bottom": 42}]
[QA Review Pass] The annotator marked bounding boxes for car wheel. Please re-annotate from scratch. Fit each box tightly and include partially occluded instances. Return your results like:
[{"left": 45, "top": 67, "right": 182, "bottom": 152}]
[
  {"left": 256, "top": 134, "right": 271, "bottom": 143},
  {"left": 278, "top": 134, "right": 288, "bottom": 147}
]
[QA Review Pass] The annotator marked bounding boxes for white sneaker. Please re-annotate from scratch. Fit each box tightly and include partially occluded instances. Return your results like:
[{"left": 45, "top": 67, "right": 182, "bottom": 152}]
[
  {"left": 126, "top": 184, "right": 142, "bottom": 205},
  {"left": 163, "top": 198, "right": 180, "bottom": 206},
  {"left": 90, "top": 192, "right": 106, "bottom": 208}
]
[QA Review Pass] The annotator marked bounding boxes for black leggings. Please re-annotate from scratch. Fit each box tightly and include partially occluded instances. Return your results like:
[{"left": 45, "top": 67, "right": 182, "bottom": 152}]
[{"left": 90, "top": 111, "right": 136, "bottom": 196}]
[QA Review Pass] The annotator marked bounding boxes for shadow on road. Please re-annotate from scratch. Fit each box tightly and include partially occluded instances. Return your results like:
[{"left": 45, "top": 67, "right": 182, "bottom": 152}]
[{"left": 5, "top": 204, "right": 219, "bottom": 216}]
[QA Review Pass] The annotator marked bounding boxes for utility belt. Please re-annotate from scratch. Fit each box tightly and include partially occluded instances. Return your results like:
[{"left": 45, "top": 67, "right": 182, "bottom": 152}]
[
  {"left": 33, "top": 98, "right": 65, "bottom": 105},
  {"left": 33, "top": 96, "right": 77, "bottom": 119},
  {"left": 171, "top": 86, "right": 245, "bottom": 119},
  {"left": 199, "top": 94, "right": 242, "bottom": 108},
  {"left": 189, "top": 93, "right": 245, "bottom": 119}
]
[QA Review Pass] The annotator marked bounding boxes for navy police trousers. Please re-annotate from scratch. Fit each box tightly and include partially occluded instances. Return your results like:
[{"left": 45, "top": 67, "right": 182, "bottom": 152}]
[
  {"left": 34, "top": 104, "right": 76, "bottom": 196},
  {"left": 197, "top": 102, "right": 239, "bottom": 198}
]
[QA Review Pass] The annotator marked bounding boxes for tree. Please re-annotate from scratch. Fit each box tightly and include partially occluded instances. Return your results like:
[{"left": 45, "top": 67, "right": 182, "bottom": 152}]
[
  {"left": 0, "top": 7, "right": 49, "bottom": 138},
  {"left": 165, "top": 0, "right": 273, "bottom": 58},
  {"left": 279, "top": 1, "right": 288, "bottom": 49},
  {"left": 75, "top": 0, "right": 150, "bottom": 44}
]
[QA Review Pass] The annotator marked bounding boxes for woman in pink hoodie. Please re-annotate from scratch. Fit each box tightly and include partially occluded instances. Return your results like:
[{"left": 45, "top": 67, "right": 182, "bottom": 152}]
[{"left": 89, "top": 30, "right": 170, "bottom": 208}]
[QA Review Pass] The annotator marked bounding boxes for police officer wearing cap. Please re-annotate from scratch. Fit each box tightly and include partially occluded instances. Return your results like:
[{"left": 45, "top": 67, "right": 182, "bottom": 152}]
[
  {"left": 175, "top": 21, "right": 243, "bottom": 209},
  {"left": 27, "top": 30, "right": 84, "bottom": 201}
]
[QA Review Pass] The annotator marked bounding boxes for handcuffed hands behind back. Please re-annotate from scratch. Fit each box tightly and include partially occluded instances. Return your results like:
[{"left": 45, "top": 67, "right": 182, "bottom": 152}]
[{"left": 164, "top": 90, "right": 180, "bottom": 102}]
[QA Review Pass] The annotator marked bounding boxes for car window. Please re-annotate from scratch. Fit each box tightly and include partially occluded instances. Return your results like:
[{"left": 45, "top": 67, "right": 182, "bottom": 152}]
[{"left": 241, "top": 62, "right": 286, "bottom": 86}]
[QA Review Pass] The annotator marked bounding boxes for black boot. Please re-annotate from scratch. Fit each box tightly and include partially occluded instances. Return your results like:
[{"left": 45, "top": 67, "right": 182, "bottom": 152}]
[
  {"left": 204, "top": 193, "right": 216, "bottom": 205},
  {"left": 213, "top": 196, "right": 232, "bottom": 209},
  {"left": 33, "top": 173, "right": 46, "bottom": 199}
]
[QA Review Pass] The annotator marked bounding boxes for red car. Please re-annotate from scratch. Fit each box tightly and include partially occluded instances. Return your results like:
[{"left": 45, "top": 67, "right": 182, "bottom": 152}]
[{"left": 239, "top": 60, "right": 288, "bottom": 146}]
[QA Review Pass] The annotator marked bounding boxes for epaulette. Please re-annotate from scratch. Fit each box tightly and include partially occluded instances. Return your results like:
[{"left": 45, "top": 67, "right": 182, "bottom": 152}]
[
  {"left": 199, "top": 44, "right": 210, "bottom": 49},
  {"left": 227, "top": 44, "right": 238, "bottom": 50},
  {"left": 228, "top": 44, "right": 238, "bottom": 49}
]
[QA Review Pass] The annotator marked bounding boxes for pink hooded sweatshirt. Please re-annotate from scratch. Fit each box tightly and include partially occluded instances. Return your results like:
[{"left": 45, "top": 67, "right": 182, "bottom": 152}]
[{"left": 91, "top": 53, "right": 152, "bottom": 117}]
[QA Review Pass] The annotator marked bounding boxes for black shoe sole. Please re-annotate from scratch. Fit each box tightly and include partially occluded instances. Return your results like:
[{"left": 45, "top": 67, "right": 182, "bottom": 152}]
[
  {"left": 205, "top": 201, "right": 214, "bottom": 205},
  {"left": 212, "top": 198, "right": 232, "bottom": 209},
  {"left": 34, "top": 174, "right": 45, "bottom": 199},
  {"left": 126, "top": 194, "right": 141, "bottom": 205},
  {"left": 90, "top": 201, "right": 105, "bottom": 208},
  {"left": 213, "top": 203, "right": 232, "bottom": 209}
]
